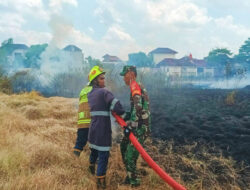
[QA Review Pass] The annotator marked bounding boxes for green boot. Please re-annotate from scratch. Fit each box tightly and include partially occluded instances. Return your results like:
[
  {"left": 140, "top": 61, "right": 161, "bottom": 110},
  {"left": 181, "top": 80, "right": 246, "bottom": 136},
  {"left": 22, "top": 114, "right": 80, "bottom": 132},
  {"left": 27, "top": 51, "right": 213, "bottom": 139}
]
[
  {"left": 123, "top": 176, "right": 130, "bottom": 185},
  {"left": 127, "top": 172, "right": 140, "bottom": 187},
  {"left": 130, "top": 178, "right": 141, "bottom": 187},
  {"left": 97, "top": 176, "right": 106, "bottom": 189}
]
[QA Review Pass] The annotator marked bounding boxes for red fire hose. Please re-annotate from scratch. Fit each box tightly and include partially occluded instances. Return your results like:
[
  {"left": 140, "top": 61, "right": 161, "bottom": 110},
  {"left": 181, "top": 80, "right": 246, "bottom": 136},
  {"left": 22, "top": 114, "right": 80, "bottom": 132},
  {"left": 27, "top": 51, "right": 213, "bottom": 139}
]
[{"left": 112, "top": 112, "right": 186, "bottom": 190}]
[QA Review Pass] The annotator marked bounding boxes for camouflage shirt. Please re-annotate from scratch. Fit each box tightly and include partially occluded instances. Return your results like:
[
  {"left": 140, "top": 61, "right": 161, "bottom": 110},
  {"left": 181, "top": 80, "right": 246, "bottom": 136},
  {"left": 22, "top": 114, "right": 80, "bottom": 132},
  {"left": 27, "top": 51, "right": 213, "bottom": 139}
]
[{"left": 128, "top": 80, "right": 151, "bottom": 136}]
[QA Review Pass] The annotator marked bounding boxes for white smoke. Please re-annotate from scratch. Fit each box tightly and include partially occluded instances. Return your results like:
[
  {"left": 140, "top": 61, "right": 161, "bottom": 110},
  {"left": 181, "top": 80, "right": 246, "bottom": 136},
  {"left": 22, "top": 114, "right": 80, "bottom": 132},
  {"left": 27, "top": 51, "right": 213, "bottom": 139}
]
[
  {"left": 209, "top": 74, "right": 250, "bottom": 89},
  {"left": 39, "top": 45, "right": 84, "bottom": 86},
  {"left": 48, "top": 15, "right": 73, "bottom": 47},
  {"left": 37, "top": 15, "right": 85, "bottom": 86}
]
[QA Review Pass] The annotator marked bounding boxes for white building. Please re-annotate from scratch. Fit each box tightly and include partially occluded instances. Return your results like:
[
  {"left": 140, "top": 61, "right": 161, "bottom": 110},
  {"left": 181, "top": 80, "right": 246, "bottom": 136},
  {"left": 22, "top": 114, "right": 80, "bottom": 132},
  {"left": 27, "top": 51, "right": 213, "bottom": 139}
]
[
  {"left": 149, "top": 47, "right": 178, "bottom": 65},
  {"left": 102, "top": 54, "right": 124, "bottom": 65},
  {"left": 181, "top": 67, "right": 197, "bottom": 77},
  {"left": 63, "top": 45, "right": 84, "bottom": 69},
  {"left": 157, "top": 56, "right": 214, "bottom": 78},
  {"left": 198, "top": 67, "right": 214, "bottom": 77}
]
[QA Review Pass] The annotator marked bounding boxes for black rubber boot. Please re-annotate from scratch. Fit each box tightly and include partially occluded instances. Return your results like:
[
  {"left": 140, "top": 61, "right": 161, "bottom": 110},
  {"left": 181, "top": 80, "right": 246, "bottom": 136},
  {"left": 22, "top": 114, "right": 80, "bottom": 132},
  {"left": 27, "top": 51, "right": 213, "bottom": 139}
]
[
  {"left": 88, "top": 164, "right": 95, "bottom": 175},
  {"left": 73, "top": 150, "right": 81, "bottom": 157},
  {"left": 97, "top": 176, "right": 106, "bottom": 189}
]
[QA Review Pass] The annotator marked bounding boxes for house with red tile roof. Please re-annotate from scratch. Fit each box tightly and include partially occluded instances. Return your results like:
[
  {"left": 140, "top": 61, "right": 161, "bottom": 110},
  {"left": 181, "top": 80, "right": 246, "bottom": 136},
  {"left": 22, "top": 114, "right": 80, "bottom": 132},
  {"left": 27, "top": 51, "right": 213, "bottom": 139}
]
[
  {"left": 102, "top": 54, "right": 124, "bottom": 65},
  {"left": 156, "top": 53, "right": 214, "bottom": 77}
]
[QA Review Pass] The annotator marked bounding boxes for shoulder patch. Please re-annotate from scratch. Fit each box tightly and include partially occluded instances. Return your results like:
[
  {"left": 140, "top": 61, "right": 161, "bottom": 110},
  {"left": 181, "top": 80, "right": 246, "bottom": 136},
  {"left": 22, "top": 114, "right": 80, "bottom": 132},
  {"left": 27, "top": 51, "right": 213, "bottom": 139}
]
[{"left": 130, "top": 81, "right": 141, "bottom": 96}]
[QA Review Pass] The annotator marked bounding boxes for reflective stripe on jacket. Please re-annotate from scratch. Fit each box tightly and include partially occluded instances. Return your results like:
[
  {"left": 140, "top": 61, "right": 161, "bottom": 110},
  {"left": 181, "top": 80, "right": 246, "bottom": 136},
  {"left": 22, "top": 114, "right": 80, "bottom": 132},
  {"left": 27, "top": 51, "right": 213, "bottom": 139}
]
[
  {"left": 77, "top": 86, "right": 93, "bottom": 128},
  {"left": 88, "top": 86, "right": 125, "bottom": 150}
]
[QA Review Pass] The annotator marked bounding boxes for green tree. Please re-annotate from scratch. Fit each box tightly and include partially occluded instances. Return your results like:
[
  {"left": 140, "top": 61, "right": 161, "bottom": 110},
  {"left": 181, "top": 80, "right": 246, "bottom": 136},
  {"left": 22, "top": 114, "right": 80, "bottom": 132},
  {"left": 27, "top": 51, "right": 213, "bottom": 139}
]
[
  {"left": 205, "top": 48, "right": 232, "bottom": 66},
  {"left": 1, "top": 38, "right": 13, "bottom": 46},
  {"left": 234, "top": 37, "right": 250, "bottom": 69},
  {"left": 205, "top": 48, "right": 233, "bottom": 77},
  {"left": 0, "top": 39, "right": 10, "bottom": 73},
  {"left": 128, "top": 52, "right": 153, "bottom": 67},
  {"left": 86, "top": 56, "right": 103, "bottom": 68},
  {"left": 24, "top": 44, "right": 48, "bottom": 68},
  {"left": 0, "top": 47, "right": 7, "bottom": 65}
]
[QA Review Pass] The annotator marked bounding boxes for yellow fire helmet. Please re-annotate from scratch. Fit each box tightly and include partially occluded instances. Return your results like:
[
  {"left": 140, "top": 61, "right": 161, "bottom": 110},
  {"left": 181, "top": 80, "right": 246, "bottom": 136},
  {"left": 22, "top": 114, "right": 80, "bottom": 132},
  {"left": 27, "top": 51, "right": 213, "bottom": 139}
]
[{"left": 88, "top": 66, "right": 105, "bottom": 83}]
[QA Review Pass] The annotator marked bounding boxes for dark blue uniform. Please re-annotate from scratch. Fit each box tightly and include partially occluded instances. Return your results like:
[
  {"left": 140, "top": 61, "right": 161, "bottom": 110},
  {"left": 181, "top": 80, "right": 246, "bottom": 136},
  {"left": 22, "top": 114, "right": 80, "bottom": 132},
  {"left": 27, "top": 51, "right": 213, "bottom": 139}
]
[{"left": 88, "top": 86, "right": 124, "bottom": 177}]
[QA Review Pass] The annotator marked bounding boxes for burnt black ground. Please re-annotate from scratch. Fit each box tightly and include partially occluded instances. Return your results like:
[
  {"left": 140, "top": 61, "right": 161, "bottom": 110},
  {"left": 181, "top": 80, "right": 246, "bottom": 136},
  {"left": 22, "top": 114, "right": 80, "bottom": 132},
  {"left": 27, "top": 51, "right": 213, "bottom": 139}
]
[
  {"left": 149, "top": 88, "right": 250, "bottom": 164},
  {"left": 114, "top": 86, "right": 250, "bottom": 188},
  {"left": 115, "top": 86, "right": 250, "bottom": 188}
]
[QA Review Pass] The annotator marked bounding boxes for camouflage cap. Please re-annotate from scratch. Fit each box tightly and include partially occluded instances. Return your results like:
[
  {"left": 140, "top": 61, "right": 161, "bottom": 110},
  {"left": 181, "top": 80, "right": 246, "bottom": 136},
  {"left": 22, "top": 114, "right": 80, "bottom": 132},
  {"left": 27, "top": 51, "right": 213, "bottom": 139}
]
[{"left": 120, "top": 65, "right": 137, "bottom": 76}]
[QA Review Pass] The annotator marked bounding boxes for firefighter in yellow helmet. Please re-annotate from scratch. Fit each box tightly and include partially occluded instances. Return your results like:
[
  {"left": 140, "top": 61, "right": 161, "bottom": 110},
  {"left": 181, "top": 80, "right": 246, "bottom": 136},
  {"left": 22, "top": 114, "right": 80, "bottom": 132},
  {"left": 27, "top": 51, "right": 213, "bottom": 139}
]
[
  {"left": 73, "top": 66, "right": 106, "bottom": 157},
  {"left": 87, "top": 66, "right": 125, "bottom": 189},
  {"left": 88, "top": 65, "right": 106, "bottom": 85}
]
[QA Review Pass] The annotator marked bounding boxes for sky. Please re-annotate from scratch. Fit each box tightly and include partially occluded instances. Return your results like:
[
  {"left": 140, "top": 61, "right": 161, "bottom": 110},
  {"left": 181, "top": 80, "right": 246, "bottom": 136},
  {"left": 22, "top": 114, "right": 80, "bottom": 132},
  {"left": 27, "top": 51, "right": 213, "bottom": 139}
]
[{"left": 0, "top": 0, "right": 250, "bottom": 60}]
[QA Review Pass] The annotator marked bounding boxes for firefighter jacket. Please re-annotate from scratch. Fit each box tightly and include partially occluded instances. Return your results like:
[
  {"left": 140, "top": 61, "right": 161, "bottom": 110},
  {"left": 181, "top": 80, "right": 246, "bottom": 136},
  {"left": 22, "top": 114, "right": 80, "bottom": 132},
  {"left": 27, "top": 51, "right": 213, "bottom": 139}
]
[
  {"left": 87, "top": 86, "right": 125, "bottom": 151},
  {"left": 77, "top": 86, "right": 92, "bottom": 128}
]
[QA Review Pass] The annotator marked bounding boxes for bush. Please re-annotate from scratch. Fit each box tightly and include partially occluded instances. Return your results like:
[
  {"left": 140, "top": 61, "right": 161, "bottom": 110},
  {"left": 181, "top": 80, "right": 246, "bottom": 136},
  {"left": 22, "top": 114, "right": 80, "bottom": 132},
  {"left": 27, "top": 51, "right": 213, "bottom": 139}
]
[
  {"left": 49, "top": 70, "right": 88, "bottom": 97},
  {"left": 0, "top": 76, "right": 12, "bottom": 94},
  {"left": 0, "top": 66, "right": 12, "bottom": 94},
  {"left": 225, "top": 91, "right": 236, "bottom": 105},
  {"left": 10, "top": 70, "right": 41, "bottom": 93}
]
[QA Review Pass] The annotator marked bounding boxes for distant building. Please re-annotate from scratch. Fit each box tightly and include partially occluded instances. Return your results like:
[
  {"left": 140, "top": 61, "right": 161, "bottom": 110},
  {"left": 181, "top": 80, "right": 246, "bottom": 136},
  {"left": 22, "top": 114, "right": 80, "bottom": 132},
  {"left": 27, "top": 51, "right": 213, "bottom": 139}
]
[
  {"left": 136, "top": 67, "right": 154, "bottom": 76},
  {"left": 63, "top": 44, "right": 82, "bottom": 52},
  {"left": 63, "top": 45, "right": 84, "bottom": 68},
  {"left": 157, "top": 58, "right": 196, "bottom": 77},
  {"left": 149, "top": 47, "right": 178, "bottom": 65},
  {"left": 102, "top": 54, "right": 123, "bottom": 65},
  {"left": 203, "top": 68, "right": 214, "bottom": 77},
  {"left": 188, "top": 54, "right": 214, "bottom": 77},
  {"left": 157, "top": 54, "right": 214, "bottom": 78},
  {"left": 5, "top": 43, "right": 29, "bottom": 64}
]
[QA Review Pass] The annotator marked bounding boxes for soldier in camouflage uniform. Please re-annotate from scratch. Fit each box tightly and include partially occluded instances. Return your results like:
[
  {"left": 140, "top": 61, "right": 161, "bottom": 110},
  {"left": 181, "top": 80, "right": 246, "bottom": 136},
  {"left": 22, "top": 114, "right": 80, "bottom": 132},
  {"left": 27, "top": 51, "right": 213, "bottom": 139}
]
[{"left": 120, "top": 65, "right": 151, "bottom": 187}]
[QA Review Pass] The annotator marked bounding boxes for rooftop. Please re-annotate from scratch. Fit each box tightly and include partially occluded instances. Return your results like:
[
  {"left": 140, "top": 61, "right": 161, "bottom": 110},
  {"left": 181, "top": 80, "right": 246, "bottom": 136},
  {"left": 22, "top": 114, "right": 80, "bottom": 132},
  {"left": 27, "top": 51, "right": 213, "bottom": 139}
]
[
  {"left": 102, "top": 54, "right": 121, "bottom": 62},
  {"left": 5, "top": 43, "right": 29, "bottom": 50},
  {"left": 63, "top": 45, "right": 82, "bottom": 52},
  {"left": 149, "top": 47, "right": 178, "bottom": 55},
  {"left": 157, "top": 56, "right": 206, "bottom": 67}
]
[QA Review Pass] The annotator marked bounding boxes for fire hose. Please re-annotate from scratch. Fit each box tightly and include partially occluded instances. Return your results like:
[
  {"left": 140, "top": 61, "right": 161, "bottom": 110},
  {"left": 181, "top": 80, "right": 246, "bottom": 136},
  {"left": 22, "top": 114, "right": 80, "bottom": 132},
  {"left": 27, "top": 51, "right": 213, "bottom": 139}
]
[{"left": 112, "top": 112, "right": 186, "bottom": 190}]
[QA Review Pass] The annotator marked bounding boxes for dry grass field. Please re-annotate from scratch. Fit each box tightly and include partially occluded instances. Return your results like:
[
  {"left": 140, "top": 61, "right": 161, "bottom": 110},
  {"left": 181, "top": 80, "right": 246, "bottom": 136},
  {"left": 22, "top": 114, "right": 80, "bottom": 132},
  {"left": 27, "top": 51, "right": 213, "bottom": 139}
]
[
  {"left": 0, "top": 91, "right": 172, "bottom": 190},
  {"left": 0, "top": 91, "right": 248, "bottom": 190}
]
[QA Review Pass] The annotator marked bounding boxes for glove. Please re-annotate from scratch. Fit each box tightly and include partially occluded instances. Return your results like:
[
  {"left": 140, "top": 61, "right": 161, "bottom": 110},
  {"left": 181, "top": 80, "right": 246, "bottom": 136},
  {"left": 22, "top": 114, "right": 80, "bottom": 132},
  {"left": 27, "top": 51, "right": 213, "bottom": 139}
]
[{"left": 123, "top": 126, "right": 131, "bottom": 137}]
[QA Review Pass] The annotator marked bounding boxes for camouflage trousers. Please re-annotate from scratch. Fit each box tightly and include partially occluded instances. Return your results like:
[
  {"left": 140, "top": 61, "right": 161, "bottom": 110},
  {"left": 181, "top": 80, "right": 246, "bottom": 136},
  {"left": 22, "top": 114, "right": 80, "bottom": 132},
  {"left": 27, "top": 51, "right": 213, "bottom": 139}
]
[{"left": 120, "top": 125, "right": 147, "bottom": 178}]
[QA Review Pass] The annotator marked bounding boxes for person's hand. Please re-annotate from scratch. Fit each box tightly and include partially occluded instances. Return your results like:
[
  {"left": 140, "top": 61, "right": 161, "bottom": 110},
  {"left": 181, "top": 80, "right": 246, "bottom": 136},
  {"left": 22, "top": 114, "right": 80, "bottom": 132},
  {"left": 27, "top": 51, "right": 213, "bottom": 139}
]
[{"left": 122, "top": 112, "right": 131, "bottom": 121}]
